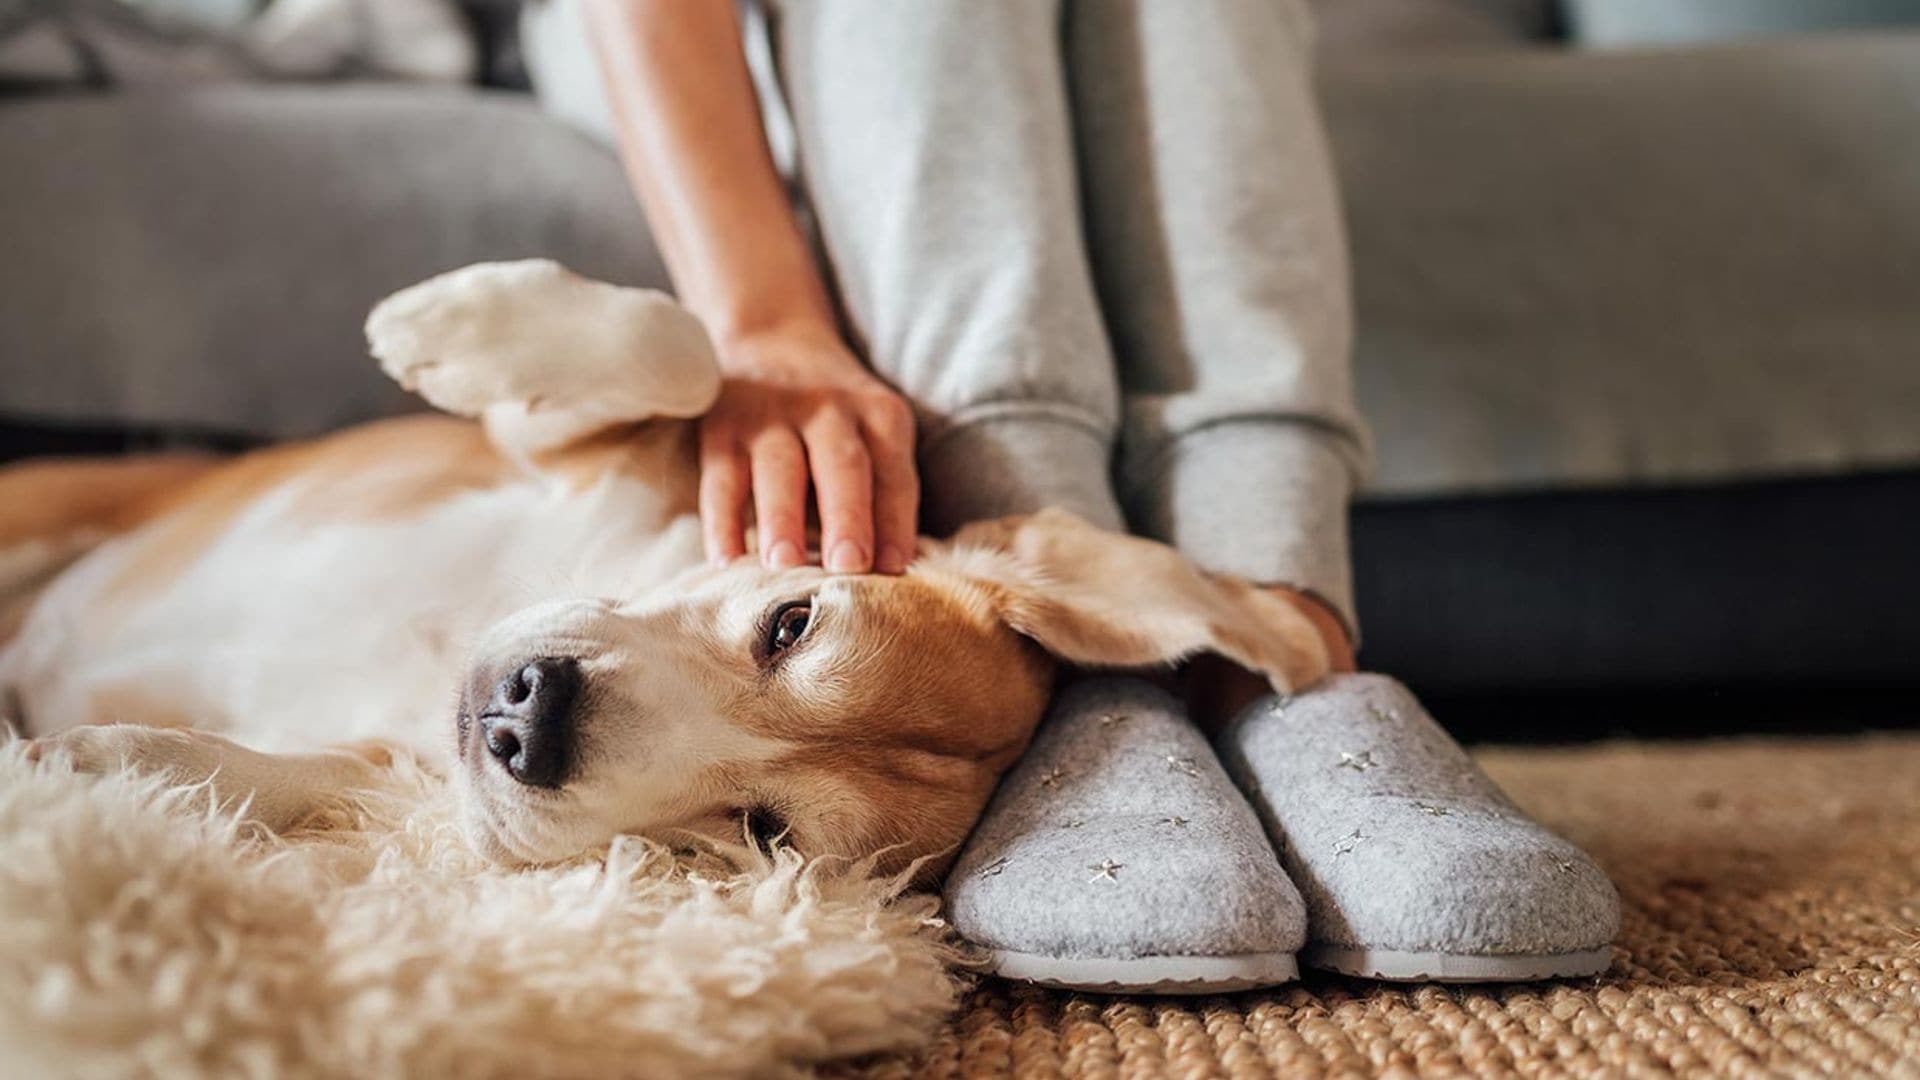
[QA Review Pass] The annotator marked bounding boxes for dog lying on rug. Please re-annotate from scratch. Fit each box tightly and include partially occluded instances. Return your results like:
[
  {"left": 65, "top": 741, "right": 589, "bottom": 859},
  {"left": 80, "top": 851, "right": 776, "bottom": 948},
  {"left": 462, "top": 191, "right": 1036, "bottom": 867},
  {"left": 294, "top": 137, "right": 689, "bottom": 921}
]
[{"left": 0, "top": 260, "right": 1327, "bottom": 879}]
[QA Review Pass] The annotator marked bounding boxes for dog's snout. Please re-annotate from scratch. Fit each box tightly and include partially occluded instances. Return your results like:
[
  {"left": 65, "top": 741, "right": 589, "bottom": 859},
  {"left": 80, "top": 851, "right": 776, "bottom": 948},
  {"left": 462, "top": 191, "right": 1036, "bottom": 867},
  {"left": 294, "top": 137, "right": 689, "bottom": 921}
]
[{"left": 478, "top": 658, "right": 580, "bottom": 788}]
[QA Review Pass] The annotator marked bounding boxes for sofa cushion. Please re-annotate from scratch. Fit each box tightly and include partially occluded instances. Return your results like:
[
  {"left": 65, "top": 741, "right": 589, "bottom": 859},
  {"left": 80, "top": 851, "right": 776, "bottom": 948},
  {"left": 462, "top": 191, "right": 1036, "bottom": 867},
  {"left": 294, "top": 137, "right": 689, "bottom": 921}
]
[
  {"left": 0, "top": 86, "right": 667, "bottom": 439},
  {"left": 1323, "top": 32, "right": 1920, "bottom": 497}
]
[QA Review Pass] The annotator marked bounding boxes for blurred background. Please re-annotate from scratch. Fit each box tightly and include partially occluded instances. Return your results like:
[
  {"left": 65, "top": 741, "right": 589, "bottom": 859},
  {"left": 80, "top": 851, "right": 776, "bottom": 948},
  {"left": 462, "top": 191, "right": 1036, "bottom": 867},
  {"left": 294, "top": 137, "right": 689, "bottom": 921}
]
[{"left": 3, "top": 0, "right": 1917, "bottom": 739}]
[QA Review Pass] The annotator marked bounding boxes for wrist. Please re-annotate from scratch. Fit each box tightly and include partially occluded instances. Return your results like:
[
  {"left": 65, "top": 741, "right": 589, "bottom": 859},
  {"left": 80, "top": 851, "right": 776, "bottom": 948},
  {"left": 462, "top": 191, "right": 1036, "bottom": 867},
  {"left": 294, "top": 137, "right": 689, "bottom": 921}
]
[
  {"left": 697, "top": 265, "right": 842, "bottom": 358},
  {"left": 712, "top": 317, "right": 856, "bottom": 377}
]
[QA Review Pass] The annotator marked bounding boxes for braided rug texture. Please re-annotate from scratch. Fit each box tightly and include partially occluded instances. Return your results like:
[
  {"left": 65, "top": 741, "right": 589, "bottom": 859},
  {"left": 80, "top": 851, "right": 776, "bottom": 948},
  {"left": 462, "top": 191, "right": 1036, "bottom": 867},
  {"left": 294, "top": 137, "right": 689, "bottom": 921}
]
[{"left": 857, "top": 735, "right": 1920, "bottom": 1078}]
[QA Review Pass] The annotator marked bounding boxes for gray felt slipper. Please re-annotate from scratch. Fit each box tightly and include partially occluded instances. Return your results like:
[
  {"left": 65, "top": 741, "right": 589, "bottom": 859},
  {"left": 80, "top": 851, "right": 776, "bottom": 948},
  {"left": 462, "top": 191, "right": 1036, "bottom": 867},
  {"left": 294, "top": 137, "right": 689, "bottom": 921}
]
[
  {"left": 944, "top": 677, "right": 1305, "bottom": 994},
  {"left": 1217, "top": 674, "right": 1620, "bottom": 982}
]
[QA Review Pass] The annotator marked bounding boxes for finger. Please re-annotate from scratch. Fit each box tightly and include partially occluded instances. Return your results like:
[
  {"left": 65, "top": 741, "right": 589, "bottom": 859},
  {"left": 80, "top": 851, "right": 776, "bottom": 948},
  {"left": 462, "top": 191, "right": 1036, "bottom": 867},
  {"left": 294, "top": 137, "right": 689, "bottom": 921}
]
[
  {"left": 698, "top": 427, "right": 749, "bottom": 565},
  {"left": 862, "top": 399, "right": 919, "bottom": 574},
  {"left": 749, "top": 428, "right": 810, "bottom": 569},
  {"left": 803, "top": 410, "right": 874, "bottom": 574}
]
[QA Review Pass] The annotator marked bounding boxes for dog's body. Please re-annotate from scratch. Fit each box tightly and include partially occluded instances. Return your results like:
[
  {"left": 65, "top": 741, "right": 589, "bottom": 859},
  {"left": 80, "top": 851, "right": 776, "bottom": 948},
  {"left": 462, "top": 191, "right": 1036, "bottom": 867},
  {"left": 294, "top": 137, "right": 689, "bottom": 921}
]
[
  {"left": 6, "top": 416, "right": 701, "bottom": 756},
  {"left": 1, "top": 262, "right": 1328, "bottom": 876}
]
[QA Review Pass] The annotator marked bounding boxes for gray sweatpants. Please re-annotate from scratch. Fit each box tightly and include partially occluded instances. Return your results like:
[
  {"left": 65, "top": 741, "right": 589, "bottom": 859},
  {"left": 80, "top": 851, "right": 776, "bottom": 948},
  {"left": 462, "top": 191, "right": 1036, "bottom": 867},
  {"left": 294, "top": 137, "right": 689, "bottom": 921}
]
[
  {"left": 524, "top": 0, "right": 1366, "bottom": 627},
  {"left": 763, "top": 0, "right": 1369, "bottom": 627}
]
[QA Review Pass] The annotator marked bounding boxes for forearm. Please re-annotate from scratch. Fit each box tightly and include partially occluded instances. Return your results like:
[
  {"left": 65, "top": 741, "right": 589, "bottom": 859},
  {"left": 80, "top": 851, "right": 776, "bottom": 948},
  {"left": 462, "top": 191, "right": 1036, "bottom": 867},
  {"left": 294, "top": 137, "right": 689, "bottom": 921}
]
[
  {"left": 583, "top": 0, "right": 838, "bottom": 355},
  {"left": 588, "top": 0, "right": 919, "bottom": 573}
]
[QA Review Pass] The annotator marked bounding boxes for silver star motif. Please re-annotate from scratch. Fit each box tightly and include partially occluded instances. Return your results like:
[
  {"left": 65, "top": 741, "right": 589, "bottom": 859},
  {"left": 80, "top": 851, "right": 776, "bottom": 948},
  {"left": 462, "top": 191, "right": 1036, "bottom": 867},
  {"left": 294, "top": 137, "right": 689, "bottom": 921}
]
[
  {"left": 1087, "top": 859, "right": 1124, "bottom": 882},
  {"left": 1161, "top": 815, "right": 1190, "bottom": 827},
  {"left": 1037, "top": 766, "right": 1066, "bottom": 788},
  {"left": 1166, "top": 755, "right": 1200, "bottom": 777},
  {"left": 1098, "top": 712, "right": 1130, "bottom": 728},
  {"left": 1332, "top": 829, "right": 1370, "bottom": 856},
  {"left": 977, "top": 857, "right": 1009, "bottom": 879},
  {"left": 1337, "top": 750, "right": 1378, "bottom": 772},
  {"left": 1413, "top": 801, "right": 1453, "bottom": 817},
  {"left": 1555, "top": 858, "right": 1578, "bottom": 874},
  {"left": 1062, "top": 818, "right": 1085, "bottom": 830}
]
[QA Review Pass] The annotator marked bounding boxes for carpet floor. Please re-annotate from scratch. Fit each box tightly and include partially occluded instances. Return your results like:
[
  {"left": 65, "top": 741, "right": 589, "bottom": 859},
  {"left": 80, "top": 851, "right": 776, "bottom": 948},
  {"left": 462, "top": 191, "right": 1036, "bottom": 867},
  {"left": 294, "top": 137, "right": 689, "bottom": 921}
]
[{"left": 854, "top": 735, "right": 1920, "bottom": 1078}]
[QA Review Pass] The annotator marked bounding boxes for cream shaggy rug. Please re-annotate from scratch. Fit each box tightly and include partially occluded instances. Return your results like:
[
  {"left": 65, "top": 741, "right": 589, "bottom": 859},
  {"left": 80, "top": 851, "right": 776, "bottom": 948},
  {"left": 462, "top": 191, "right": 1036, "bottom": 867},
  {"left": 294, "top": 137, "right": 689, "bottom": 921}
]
[
  {"left": 0, "top": 745, "right": 965, "bottom": 1078},
  {"left": 15, "top": 733, "right": 1917, "bottom": 1078}
]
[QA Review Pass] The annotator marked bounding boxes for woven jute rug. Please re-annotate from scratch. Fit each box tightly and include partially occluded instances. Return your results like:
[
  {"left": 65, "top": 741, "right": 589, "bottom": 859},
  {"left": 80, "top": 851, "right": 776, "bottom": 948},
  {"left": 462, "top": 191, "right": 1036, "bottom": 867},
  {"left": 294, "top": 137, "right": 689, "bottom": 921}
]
[{"left": 855, "top": 735, "right": 1920, "bottom": 1078}]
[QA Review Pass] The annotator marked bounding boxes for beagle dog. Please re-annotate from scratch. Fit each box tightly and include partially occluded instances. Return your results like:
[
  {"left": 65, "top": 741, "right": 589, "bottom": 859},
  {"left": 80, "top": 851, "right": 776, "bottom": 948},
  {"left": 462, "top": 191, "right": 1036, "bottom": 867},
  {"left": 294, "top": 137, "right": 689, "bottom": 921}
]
[{"left": 0, "top": 262, "right": 1328, "bottom": 879}]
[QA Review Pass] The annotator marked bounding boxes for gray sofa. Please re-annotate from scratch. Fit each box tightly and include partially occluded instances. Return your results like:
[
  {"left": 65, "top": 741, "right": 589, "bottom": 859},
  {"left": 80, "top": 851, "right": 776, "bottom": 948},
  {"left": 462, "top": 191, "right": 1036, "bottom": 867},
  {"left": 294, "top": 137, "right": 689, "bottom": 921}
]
[{"left": 4, "top": 4, "right": 1917, "bottom": 704}]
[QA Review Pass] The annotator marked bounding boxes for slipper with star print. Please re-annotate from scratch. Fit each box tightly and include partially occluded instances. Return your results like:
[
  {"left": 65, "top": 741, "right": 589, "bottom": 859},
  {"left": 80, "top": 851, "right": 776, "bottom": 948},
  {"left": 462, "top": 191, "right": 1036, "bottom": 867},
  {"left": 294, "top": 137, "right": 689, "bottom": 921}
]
[
  {"left": 943, "top": 677, "right": 1305, "bottom": 995},
  {"left": 1217, "top": 673, "right": 1620, "bottom": 983}
]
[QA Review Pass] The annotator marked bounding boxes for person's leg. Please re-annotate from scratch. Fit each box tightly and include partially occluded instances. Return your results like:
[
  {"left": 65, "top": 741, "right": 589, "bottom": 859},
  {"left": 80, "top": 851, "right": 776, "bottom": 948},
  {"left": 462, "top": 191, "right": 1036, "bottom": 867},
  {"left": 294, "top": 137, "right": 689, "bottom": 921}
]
[
  {"left": 1067, "top": 0, "right": 1364, "bottom": 631},
  {"left": 1066, "top": 0, "right": 1618, "bottom": 980},
  {"left": 763, "top": 0, "right": 1123, "bottom": 535},
  {"left": 765, "top": 0, "right": 1306, "bottom": 993}
]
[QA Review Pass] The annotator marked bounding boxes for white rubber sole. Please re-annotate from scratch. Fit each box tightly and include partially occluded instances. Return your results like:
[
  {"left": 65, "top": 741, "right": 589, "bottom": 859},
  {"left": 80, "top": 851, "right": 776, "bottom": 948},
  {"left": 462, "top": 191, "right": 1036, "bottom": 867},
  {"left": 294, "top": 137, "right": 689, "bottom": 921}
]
[
  {"left": 986, "top": 949, "right": 1300, "bottom": 995},
  {"left": 1303, "top": 944, "right": 1614, "bottom": 983}
]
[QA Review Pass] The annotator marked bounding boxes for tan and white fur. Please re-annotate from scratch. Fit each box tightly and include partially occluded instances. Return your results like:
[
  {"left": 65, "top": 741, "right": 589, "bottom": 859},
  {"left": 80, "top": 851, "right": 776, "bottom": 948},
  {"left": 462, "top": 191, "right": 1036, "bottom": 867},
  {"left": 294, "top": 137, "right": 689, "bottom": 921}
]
[{"left": 0, "top": 260, "right": 1328, "bottom": 879}]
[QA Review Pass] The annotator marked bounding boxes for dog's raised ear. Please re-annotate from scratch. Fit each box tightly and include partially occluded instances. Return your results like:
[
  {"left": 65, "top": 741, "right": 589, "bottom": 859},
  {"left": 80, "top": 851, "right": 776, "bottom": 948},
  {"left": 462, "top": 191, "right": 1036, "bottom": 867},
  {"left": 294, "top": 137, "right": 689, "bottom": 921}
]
[{"left": 927, "top": 509, "right": 1330, "bottom": 694}]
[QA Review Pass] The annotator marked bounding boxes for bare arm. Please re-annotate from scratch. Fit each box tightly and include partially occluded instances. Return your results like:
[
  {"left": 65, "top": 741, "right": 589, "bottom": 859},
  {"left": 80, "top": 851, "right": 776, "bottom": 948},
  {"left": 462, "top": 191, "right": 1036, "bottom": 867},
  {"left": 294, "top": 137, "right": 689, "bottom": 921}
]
[
  {"left": 585, "top": 0, "right": 918, "bottom": 575},
  {"left": 583, "top": 5, "right": 1356, "bottom": 680}
]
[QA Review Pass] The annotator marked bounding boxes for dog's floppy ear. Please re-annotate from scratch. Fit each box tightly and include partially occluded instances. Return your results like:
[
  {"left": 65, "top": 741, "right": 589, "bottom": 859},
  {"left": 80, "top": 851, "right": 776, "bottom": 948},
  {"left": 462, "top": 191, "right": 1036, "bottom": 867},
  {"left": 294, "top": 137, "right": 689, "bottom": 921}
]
[{"left": 933, "top": 509, "right": 1330, "bottom": 694}]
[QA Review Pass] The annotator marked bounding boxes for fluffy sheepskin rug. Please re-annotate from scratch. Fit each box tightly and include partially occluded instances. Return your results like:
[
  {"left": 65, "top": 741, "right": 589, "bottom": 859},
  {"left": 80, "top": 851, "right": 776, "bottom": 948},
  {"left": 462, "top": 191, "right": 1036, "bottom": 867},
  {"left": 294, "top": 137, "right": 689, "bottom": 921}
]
[{"left": 0, "top": 745, "right": 966, "bottom": 1077}]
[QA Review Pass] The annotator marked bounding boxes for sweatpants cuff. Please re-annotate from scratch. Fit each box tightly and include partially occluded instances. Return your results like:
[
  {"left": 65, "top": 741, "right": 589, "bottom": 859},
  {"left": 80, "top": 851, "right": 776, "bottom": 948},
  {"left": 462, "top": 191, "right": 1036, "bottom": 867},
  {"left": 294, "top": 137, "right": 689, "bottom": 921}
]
[
  {"left": 919, "top": 412, "right": 1124, "bottom": 536},
  {"left": 1123, "top": 422, "right": 1359, "bottom": 637}
]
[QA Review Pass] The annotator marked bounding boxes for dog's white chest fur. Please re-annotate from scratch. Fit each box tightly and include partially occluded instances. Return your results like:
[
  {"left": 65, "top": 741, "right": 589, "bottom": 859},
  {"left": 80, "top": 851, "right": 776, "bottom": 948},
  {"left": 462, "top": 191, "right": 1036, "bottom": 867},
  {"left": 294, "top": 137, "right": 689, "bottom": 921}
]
[{"left": 3, "top": 470, "right": 702, "bottom": 756}]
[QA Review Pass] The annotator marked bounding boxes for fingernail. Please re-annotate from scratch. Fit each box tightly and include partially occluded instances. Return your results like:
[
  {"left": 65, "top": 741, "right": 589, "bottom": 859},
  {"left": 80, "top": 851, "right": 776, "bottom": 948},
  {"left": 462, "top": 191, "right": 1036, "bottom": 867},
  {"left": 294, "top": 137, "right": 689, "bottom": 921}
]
[
  {"left": 766, "top": 539, "right": 803, "bottom": 569},
  {"left": 826, "top": 539, "right": 868, "bottom": 574},
  {"left": 876, "top": 544, "right": 906, "bottom": 574}
]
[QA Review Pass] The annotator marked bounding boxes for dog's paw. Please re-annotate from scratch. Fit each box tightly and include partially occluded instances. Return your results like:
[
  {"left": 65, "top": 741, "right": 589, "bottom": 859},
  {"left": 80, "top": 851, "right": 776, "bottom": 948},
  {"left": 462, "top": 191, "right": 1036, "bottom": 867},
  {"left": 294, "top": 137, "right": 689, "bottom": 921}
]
[
  {"left": 24, "top": 727, "right": 374, "bottom": 832},
  {"left": 365, "top": 260, "right": 720, "bottom": 428},
  {"left": 26, "top": 725, "right": 226, "bottom": 785}
]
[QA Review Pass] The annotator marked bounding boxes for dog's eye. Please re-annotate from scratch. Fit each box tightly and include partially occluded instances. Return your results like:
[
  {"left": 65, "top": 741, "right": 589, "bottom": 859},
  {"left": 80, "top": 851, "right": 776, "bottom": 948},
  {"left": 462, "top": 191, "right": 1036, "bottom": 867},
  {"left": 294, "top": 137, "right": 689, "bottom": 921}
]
[
  {"left": 743, "top": 805, "right": 789, "bottom": 849},
  {"left": 765, "top": 601, "right": 812, "bottom": 657}
]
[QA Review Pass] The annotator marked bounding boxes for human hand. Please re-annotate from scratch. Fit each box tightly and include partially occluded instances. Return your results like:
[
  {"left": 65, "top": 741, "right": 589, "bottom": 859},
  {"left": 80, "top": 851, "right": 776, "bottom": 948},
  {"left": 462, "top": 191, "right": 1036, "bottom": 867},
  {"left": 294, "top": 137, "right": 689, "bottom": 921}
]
[{"left": 698, "top": 324, "right": 919, "bottom": 574}]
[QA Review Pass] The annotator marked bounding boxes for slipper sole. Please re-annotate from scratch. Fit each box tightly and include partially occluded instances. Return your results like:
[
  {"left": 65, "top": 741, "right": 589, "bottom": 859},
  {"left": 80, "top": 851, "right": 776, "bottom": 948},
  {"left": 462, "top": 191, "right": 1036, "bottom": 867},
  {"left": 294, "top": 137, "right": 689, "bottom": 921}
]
[
  {"left": 1303, "top": 944, "right": 1613, "bottom": 983},
  {"left": 986, "top": 949, "right": 1299, "bottom": 995}
]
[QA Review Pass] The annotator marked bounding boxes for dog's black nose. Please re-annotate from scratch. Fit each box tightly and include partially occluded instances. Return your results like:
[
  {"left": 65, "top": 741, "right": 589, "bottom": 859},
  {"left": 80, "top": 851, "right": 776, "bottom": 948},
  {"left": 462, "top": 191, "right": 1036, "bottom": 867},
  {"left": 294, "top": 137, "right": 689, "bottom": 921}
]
[{"left": 478, "top": 658, "right": 580, "bottom": 788}]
